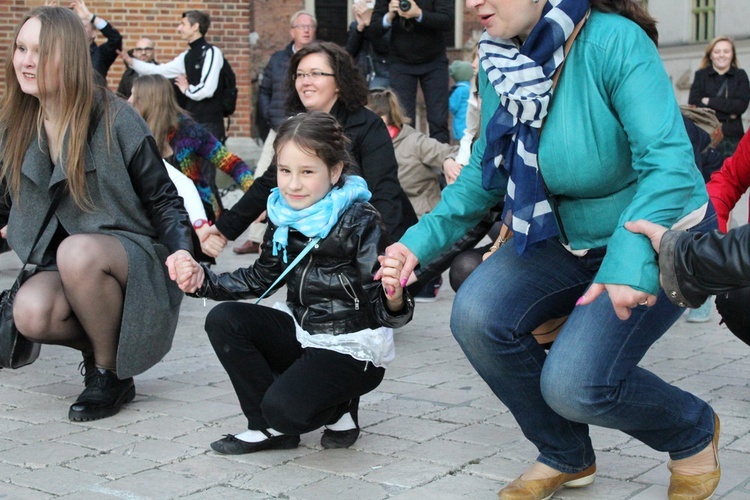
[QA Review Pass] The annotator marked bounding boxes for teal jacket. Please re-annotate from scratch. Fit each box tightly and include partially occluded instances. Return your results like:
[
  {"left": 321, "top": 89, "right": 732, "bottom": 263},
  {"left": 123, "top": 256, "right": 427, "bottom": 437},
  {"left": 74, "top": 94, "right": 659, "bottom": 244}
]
[{"left": 400, "top": 10, "right": 707, "bottom": 294}]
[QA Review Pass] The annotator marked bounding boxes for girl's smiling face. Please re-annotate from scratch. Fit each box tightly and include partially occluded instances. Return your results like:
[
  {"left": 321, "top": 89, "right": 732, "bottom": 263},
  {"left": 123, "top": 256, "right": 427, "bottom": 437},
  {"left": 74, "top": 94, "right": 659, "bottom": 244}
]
[
  {"left": 13, "top": 17, "right": 53, "bottom": 99},
  {"left": 276, "top": 140, "right": 342, "bottom": 210}
]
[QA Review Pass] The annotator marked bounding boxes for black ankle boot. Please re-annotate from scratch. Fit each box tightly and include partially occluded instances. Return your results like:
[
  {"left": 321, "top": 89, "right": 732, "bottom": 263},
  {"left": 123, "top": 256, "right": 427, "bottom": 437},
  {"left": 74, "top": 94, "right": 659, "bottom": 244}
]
[
  {"left": 69, "top": 369, "right": 135, "bottom": 421},
  {"left": 321, "top": 397, "right": 360, "bottom": 449},
  {"left": 78, "top": 350, "right": 97, "bottom": 387}
]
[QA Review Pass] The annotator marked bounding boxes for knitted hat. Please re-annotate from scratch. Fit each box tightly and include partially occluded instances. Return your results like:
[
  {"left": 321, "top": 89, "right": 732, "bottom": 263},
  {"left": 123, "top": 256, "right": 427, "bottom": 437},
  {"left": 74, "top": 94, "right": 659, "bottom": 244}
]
[{"left": 449, "top": 60, "right": 473, "bottom": 82}]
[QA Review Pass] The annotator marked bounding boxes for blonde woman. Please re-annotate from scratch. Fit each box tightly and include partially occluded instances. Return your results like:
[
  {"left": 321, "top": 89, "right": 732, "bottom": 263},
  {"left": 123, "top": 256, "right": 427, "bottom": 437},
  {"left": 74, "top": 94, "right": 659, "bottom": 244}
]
[
  {"left": 0, "top": 6, "right": 195, "bottom": 421},
  {"left": 689, "top": 36, "right": 750, "bottom": 157}
]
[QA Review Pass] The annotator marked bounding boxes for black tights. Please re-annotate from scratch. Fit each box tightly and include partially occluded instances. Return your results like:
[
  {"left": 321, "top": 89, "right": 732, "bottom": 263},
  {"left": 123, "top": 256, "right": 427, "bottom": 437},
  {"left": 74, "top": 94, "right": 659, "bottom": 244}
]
[{"left": 13, "top": 234, "right": 129, "bottom": 371}]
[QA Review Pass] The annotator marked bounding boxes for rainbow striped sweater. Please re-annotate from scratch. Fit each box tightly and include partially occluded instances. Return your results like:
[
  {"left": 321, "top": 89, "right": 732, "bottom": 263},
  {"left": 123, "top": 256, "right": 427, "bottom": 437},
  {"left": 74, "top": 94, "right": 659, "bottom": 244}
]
[{"left": 168, "top": 114, "right": 254, "bottom": 217}]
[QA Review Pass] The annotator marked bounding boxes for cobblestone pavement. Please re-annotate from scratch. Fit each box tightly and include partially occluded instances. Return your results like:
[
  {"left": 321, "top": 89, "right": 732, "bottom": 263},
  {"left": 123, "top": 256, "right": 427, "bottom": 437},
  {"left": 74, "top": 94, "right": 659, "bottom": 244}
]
[{"left": 0, "top": 245, "right": 748, "bottom": 499}]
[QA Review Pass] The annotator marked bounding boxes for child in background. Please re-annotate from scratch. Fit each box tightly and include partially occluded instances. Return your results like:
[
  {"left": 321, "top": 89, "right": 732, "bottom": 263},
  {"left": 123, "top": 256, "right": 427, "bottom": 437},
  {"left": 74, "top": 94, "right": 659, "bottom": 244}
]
[
  {"left": 448, "top": 60, "right": 474, "bottom": 142},
  {"left": 170, "top": 112, "right": 413, "bottom": 454}
]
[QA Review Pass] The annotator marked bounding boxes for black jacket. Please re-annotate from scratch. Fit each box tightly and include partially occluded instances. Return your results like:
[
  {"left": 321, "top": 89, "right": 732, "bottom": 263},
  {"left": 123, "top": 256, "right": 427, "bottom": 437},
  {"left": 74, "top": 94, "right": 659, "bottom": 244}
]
[
  {"left": 689, "top": 66, "right": 750, "bottom": 140},
  {"left": 660, "top": 225, "right": 750, "bottom": 308},
  {"left": 90, "top": 22, "right": 122, "bottom": 79},
  {"left": 370, "top": 0, "right": 453, "bottom": 65},
  {"left": 195, "top": 202, "right": 413, "bottom": 335},
  {"left": 183, "top": 38, "right": 224, "bottom": 124},
  {"left": 215, "top": 102, "right": 417, "bottom": 241},
  {"left": 258, "top": 43, "right": 295, "bottom": 131},
  {"left": 346, "top": 21, "right": 389, "bottom": 85}
]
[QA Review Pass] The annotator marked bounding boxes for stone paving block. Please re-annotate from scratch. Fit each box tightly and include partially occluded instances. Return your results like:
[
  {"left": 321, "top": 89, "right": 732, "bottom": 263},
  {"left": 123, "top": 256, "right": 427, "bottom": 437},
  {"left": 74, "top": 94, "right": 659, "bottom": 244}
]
[
  {"left": 66, "top": 453, "right": 156, "bottom": 480},
  {"left": 157, "top": 384, "right": 234, "bottom": 404},
  {"left": 711, "top": 448, "right": 750, "bottom": 497},
  {"left": 181, "top": 485, "right": 269, "bottom": 499},
  {"left": 375, "top": 379, "right": 429, "bottom": 396},
  {"left": 0, "top": 481, "right": 53, "bottom": 498},
  {"left": 4, "top": 421, "right": 83, "bottom": 445},
  {"left": 368, "top": 397, "right": 445, "bottom": 418},
  {"left": 228, "top": 463, "right": 329, "bottom": 496},
  {"left": 0, "top": 386, "right": 59, "bottom": 409},
  {"left": 588, "top": 426, "right": 633, "bottom": 451},
  {"left": 0, "top": 417, "right": 33, "bottom": 435},
  {"left": 366, "top": 415, "right": 461, "bottom": 443},
  {"left": 350, "top": 432, "right": 416, "bottom": 456},
  {"left": 463, "top": 453, "right": 529, "bottom": 482},
  {"left": 397, "top": 367, "right": 468, "bottom": 386},
  {"left": 160, "top": 453, "right": 260, "bottom": 482},
  {"left": 628, "top": 483, "right": 670, "bottom": 499},
  {"left": 128, "top": 378, "right": 197, "bottom": 397},
  {"left": 9, "top": 465, "right": 105, "bottom": 495},
  {"left": 399, "top": 385, "right": 485, "bottom": 406},
  {"left": 593, "top": 449, "right": 662, "bottom": 481},
  {"left": 117, "top": 415, "right": 205, "bottom": 440},
  {"left": 55, "top": 427, "right": 141, "bottom": 452},
  {"left": 289, "top": 474, "right": 391, "bottom": 500},
  {"left": 0, "top": 401, "right": 69, "bottom": 425},
  {"left": 293, "top": 448, "right": 389, "bottom": 476},
  {"left": 28, "top": 381, "right": 85, "bottom": 399},
  {"left": 469, "top": 394, "right": 509, "bottom": 412},
  {"left": 363, "top": 457, "right": 454, "bottom": 488},
  {"left": 395, "top": 438, "right": 497, "bottom": 467},
  {"left": 161, "top": 400, "right": 240, "bottom": 423},
  {"left": 388, "top": 471, "right": 504, "bottom": 499},
  {"left": 86, "top": 468, "right": 208, "bottom": 498},
  {"left": 0, "top": 461, "right": 28, "bottom": 482},
  {"left": 2, "top": 441, "right": 93, "bottom": 469},
  {"left": 119, "top": 395, "right": 185, "bottom": 414},
  {"left": 428, "top": 406, "right": 499, "bottom": 426},
  {"left": 553, "top": 476, "right": 649, "bottom": 499},
  {"left": 714, "top": 384, "right": 750, "bottom": 403},
  {"left": 441, "top": 422, "right": 523, "bottom": 449},
  {"left": 110, "top": 438, "right": 203, "bottom": 464},
  {"left": 164, "top": 367, "right": 230, "bottom": 386}
]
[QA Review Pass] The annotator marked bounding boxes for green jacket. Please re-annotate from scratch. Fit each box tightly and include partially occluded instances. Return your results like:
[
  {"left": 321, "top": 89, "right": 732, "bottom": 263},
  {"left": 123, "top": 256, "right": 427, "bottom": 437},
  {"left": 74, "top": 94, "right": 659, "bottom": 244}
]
[{"left": 400, "top": 10, "right": 707, "bottom": 294}]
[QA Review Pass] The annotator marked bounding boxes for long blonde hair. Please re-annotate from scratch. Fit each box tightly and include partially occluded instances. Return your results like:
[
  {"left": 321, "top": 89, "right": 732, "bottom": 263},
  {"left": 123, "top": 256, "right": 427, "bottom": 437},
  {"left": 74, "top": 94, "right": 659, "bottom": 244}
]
[
  {"left": 700, "top": 36, "right": 739, "bottom": 70},
  {"left": 367, "top": 89, "right": 411, "bottom": 129},
  {"left": 0, "top": 6, "right": 97, "bottom": 209},
  {"left": 130, "top": 75, "right": 182, "bottom": 156}
]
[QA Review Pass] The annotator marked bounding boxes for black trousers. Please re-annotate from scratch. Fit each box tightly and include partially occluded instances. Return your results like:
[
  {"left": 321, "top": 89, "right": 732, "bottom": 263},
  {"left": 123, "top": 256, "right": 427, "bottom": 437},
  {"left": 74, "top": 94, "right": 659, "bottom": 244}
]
[
  {"left": 199, "top": 119, "right": 226, "bottom": 211},
  {"left": 205, "top": 302, "right": 385, "bottom": 434},
  {"left": 389, "top": 58, "right": 450, "bottom": 144},
  {"left": 716, "top": 288, "right": 750, "bottom": 346}
]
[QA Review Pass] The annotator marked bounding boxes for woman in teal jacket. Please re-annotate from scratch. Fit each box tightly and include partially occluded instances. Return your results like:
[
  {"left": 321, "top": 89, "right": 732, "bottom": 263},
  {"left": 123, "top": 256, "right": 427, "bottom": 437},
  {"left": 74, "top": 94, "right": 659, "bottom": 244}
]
[{"left": 378, "top": 1, "right": 719, "bottom": 499}]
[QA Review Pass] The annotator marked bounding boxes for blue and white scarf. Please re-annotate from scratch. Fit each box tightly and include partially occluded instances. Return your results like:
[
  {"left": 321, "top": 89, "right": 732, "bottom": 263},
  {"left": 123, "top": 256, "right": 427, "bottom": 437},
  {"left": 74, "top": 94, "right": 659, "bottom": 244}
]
[
  {"left": 479, "top": 0, "right": 589, "bottom": 254},
  {"left": 266, "top": 175, "right": 371, "bottom": 262}
]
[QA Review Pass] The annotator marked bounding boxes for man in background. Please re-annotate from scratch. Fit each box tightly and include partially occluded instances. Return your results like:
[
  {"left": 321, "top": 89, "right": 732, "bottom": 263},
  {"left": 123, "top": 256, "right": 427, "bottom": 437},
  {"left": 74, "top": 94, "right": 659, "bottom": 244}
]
[{"left": 117, "top": 38, "right": 156, "bottom": 99}]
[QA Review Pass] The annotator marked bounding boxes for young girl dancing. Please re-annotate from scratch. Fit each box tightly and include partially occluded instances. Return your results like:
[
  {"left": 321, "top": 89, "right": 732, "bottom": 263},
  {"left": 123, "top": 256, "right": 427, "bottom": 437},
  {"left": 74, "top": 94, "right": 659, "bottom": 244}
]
[{"left": 170, "top": 111, "right": 413, "bottom": 454}]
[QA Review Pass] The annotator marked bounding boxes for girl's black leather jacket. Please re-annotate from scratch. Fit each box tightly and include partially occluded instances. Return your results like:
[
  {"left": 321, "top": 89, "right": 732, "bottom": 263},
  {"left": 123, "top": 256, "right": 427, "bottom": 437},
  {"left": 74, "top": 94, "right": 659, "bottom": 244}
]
[
  {"left": 660, "top": 225, "right": 750, "bottom": 309},
  {"left": 193, "top": 202, "right": 414, "bottom": 334}
]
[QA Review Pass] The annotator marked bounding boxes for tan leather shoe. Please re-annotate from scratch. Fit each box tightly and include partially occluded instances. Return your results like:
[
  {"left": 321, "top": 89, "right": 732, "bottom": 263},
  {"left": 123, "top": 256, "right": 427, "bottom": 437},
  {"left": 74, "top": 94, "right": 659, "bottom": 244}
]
[
  {"left": 233, "top": 240, "right": 260, "bottom": 254},
  {"left": 667, "top": 413, "right": 721, "bottom": 500},
  {"left": 498, "top": 463, "right": 596, "bottom": 500}
]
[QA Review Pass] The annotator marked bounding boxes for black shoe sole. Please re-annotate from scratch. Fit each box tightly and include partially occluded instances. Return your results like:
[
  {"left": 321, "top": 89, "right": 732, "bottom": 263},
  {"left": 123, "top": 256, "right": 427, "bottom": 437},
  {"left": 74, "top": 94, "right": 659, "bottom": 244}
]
[
  {"left": 68, "top": 384, "right": 136, "bottom": 422},
  {"left": 210, "top": 434, "right": 301, "bottom": 455},
  {"left": 321, "top": 427, "right": 360, "bottom": 449}
]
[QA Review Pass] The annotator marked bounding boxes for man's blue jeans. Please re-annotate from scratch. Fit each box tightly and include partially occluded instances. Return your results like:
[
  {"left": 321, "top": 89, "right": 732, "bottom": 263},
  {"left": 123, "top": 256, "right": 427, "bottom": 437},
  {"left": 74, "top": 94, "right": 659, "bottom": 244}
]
[{"left": 451, "top": 217, "right": 716, "bottom": 473}]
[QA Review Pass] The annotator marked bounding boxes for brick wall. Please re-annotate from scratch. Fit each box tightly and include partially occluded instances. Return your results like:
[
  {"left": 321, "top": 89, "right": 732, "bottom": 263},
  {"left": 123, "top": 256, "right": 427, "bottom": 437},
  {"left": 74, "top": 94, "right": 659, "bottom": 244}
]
[{"left": 0, "top": 1, "right": 481, "bottom": 140}]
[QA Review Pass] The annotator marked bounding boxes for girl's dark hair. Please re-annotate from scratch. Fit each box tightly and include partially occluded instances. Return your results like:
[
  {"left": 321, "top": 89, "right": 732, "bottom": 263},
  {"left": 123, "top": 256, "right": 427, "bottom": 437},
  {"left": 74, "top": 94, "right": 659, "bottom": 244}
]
[
  {"left": 591, "top": 0, "right": 658, "bottom": 45},
  {"left": 274, "top": 111, "right": 354, "bottom": 179},
  {"left": 285, "top": 41, "right": 369, "bottom": 115}
]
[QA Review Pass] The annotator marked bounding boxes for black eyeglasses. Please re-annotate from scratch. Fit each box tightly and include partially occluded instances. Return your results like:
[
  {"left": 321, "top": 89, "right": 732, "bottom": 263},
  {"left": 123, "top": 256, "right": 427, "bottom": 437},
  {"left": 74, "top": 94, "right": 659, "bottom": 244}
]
[
  {"left": 293, "top": 71, "right": 335, "bottom": 81},
  {"left": 133, "top": 47, "right": 154, "bottom": 53}
]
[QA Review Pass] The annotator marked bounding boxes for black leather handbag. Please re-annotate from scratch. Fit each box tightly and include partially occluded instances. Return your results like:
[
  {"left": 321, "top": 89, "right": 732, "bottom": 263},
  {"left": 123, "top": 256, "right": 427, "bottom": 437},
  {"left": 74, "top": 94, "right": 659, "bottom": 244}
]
[{"left": 0, "top": 185, "right": 63, "bottom": 369}]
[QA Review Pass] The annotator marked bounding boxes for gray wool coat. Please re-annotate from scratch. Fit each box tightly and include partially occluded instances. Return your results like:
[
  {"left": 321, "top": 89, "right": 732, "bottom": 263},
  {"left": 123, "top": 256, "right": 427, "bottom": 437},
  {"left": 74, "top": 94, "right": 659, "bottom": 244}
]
[{"left": 2, "top": 96, "right": 194, "bottom": 379}]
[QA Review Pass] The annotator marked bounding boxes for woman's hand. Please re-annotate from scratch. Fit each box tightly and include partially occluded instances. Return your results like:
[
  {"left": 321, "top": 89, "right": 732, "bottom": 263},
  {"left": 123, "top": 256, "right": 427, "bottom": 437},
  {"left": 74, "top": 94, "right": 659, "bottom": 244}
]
[
  {"left": 117, "top": 49, "right": 133, "bottom": 67},
  {"left": 625, "top": 219, "right": 667, "bottom": 254},
  {"left": 378, "top": 252, "right": 405, "bottom": 310},
  {"left": 374, "top": 242, "right": 419, "bottom": 289},
  {"left": 442, "top": 159, "right": 463, "bottom": 185},
  {"left": 577, "top": 283, "right": 657, "bottom": 321},
  {"left": 174, "top": 75, "right": 190, "bottom": 94},
  {"left": 165, "top": 250, "right": 204, "bottom": 293},
  {"left": 195, "top": 224, "right": 227, "bottom": 258},
  {"left": 0, "top": 225, "right": 7, "bottom": 239}
]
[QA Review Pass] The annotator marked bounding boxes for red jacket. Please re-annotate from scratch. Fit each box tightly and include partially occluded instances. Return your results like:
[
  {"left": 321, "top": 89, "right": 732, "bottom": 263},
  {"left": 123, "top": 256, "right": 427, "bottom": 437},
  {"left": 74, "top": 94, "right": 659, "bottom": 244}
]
[{"left": 707, "top": 130, "right": 750, "bottom": 232}]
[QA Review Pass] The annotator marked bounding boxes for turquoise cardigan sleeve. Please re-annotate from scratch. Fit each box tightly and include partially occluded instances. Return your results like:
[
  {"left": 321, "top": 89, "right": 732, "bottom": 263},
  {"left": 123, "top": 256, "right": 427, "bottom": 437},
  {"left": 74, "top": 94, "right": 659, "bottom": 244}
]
[
  {"left": 400, "top": 69, "right": 504, "bottom": 265},
  {"left": 583, "top": 14, "right": 706, "bottom": 293}
]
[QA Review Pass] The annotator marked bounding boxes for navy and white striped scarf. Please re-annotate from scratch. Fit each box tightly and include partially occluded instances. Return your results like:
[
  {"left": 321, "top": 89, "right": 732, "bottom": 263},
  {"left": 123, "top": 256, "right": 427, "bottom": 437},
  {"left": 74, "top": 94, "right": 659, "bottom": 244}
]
[{"left": 479, "top": 0, "right": 589, "bottom": 254}]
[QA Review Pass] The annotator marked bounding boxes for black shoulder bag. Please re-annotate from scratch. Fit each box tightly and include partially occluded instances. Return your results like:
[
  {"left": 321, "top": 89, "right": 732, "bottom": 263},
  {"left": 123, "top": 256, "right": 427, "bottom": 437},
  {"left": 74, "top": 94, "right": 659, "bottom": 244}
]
[{"left": 0, "top": 185, "right": 64, "bottom": 368}]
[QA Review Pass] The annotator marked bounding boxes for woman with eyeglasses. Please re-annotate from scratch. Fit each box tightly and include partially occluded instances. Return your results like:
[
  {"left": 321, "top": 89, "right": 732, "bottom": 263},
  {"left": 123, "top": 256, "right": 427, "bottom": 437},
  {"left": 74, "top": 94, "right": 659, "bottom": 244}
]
[{"left": 208, "top": 41, "right": 417, "bottom": 251}]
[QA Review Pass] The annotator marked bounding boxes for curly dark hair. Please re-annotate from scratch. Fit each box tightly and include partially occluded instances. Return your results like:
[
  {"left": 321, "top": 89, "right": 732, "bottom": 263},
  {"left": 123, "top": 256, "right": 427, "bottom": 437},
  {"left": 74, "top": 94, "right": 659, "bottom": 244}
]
[{"left": 285, "top": 41, "right": 369, "bottom": 115}]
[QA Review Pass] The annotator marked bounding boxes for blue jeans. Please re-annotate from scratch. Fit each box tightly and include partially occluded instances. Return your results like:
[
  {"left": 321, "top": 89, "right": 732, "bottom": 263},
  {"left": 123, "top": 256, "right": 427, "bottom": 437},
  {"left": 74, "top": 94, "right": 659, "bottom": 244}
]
[{"left": 451, "top": 211, "right": 717, "bottom": 473}]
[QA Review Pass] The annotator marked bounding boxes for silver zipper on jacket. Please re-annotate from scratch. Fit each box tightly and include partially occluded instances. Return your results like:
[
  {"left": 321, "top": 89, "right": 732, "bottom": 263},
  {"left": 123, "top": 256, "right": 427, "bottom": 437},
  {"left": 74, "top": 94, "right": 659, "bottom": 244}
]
[
  {"left": 298, "top": 241, "right": 316, "bottom": 329},
  {"left": 338, "top": 273, "right": 360, "bottom": 311}
]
